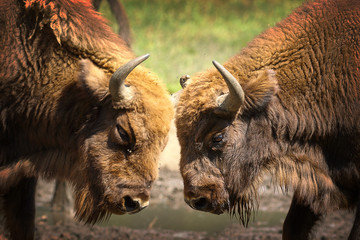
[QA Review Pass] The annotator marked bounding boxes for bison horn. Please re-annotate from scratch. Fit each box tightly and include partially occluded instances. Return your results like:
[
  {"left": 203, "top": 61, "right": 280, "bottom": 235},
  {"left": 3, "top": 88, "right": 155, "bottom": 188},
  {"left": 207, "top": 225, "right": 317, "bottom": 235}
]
[
  {"left": 212, "top": 60, "right": 245, "bottom": 113},
  {"left": 109, "top": 54, "right": 150, "bottom": 102}
]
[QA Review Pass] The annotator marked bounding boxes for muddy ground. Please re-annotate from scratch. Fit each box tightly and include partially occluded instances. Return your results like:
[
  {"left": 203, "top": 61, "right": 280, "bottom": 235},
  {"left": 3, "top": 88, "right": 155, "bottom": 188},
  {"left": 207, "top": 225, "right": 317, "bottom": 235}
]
[
  {"left": 2, "top": 123, "right": 357, "bottom": 239},
  {"left": 32, "top": 168, "right": 355, "bottom": 240}
]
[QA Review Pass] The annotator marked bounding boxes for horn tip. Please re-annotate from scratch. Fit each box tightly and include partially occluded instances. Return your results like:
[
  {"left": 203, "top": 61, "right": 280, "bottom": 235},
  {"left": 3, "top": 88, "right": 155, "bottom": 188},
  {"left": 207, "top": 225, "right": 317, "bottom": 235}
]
[
  {"left": 212, "top": 60, "right": 223, "bottom": 71},
  {"left": 136, "top": 53, "right": 150, "bottom": 63}
]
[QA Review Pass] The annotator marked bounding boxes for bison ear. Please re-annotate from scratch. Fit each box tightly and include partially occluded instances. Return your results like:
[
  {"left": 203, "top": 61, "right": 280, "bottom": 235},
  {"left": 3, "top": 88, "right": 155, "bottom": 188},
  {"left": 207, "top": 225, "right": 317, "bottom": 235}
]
[
  {"left": 243, "top": 69, "right": 278, "bottom": 113},
  {"left": 180, "top": 75, "right": 191, "bottom": 89},
  {"left": 170, "top": 75, "right": 192, "bottom": 107},
  {"left": 78, "top": 59, "right": 109, "bottom": 101}
]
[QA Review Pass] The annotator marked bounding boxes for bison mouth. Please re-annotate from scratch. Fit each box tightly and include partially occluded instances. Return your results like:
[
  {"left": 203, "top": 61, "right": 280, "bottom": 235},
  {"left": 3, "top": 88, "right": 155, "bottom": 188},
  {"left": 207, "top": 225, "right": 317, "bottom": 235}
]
[
  {"left": 183, "top": 183, "right": 258, "bottom": 226},
  {"left": 103, "top": 183, "right": 151, "bottom": 215},
  {"left": 74, "top": 182, "right": 151, "bottom": 224},
  {"left": 185, "top": 192, "right": 258, "bottom": 226},
  {"left": 185, "top": 196, "right": 229, "bottom": 215},
  {"left": 105, "top": 195, "right": 149, "bottom": 215},
  {"left": 184, "top": 184, "right": 230, "bottom": 215}
]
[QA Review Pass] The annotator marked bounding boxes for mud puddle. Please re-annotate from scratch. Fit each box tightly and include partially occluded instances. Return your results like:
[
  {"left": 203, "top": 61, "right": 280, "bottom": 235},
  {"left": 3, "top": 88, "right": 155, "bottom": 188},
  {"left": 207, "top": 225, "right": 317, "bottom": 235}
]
[{"left": 36, "top": 204, "right": 286, "bottom": 235}]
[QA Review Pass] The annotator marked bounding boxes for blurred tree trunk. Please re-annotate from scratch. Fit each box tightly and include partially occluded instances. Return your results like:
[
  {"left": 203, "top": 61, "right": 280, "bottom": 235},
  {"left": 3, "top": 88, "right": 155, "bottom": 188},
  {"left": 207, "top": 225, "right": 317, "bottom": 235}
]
[
  {"left": 50, "top": 180, "right": 71, "bottom": 213},
  {"left": 92, "top": 0, "right": 102, "bottom": 9},
  {"left": 92, "top": 0, "right": 132, "bottom": 47}
]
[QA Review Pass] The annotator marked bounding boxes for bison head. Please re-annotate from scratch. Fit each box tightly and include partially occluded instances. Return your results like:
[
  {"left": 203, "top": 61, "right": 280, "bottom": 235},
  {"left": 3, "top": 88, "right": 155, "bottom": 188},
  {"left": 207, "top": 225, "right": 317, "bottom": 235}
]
[
  {"left": 175, "top": 61, "right": 278, "bottom": 225},
  {"left": 70, "top": 55, "right": 173, "bottom": 223}
]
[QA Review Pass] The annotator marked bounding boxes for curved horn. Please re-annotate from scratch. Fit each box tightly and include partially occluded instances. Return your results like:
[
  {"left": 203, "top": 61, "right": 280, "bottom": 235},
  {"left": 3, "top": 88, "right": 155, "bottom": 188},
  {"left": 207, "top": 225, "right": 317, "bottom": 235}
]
[
  {"left": 109, "top": 54, "right": 150, "bottom": 102},
  {"left": 212, "top": 60, "right": 245, "bottom": 113}
]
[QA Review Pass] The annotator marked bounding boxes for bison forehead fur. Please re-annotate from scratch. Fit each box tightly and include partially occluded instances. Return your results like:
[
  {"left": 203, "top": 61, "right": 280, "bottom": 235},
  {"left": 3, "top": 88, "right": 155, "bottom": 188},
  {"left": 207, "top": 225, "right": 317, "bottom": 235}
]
[
  {"left": 0, "top": 0, "right": 173, "bottom": 238},
  {"left": 176, "top": 0, "right": 360, "bottom": 232}
]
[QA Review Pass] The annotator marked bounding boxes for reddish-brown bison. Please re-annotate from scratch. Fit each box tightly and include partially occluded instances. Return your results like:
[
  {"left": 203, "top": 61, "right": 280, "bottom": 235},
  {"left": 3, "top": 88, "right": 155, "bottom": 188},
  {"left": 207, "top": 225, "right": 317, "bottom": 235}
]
[
  {"left": 0, "top": 0, "right": 173, "bottom": 239},
  {"left": 175, "top": 0, "right": 360, "bottom": 239}
]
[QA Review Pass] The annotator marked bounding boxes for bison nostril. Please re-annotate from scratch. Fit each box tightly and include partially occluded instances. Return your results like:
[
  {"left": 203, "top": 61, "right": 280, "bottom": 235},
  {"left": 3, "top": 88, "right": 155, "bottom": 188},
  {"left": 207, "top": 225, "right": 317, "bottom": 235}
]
[
  {"left": 123, "top": 196, "right": 140, "bottom": 212},
  {"left": 192, "top": 197, "right": 208, "bottom": 210}
]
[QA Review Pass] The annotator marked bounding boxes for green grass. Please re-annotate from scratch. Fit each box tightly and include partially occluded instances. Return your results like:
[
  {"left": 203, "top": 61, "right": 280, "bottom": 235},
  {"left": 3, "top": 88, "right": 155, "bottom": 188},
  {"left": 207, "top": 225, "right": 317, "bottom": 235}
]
[{"left": 99, "top": 0, "right": 304, "bottom": 93}]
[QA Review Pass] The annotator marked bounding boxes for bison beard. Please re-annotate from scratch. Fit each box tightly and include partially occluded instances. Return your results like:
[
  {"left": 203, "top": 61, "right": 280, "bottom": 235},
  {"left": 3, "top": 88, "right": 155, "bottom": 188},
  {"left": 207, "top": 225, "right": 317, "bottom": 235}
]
[
  {"left": 176, "top": 0, "right": 360, "bottom": 238},
  {"left": 228, "top": 184, "right": 258, "bottom": 227},
  {"left": 0, "top": 0, "right": 173, "bottom": 239}
]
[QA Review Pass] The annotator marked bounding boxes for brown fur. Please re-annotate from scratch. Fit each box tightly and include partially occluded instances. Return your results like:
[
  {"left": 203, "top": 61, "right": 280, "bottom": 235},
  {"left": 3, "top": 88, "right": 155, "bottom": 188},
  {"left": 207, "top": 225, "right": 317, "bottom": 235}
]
[
  {"left": 0, "top": 0, "right": 173, "bottom": 239},
  {"left": 176, "top": 0, "right": 360, "bottom": 238}
]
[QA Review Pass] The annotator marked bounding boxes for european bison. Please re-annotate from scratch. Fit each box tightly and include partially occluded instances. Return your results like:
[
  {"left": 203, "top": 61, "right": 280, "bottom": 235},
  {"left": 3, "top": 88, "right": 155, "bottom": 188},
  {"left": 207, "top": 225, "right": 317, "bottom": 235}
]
[
  {"left": 0, "top": 0, "right": 173, "bottom": 239},
  {"left": 175, "top": 0, "right": 360, "bottom": 239}
]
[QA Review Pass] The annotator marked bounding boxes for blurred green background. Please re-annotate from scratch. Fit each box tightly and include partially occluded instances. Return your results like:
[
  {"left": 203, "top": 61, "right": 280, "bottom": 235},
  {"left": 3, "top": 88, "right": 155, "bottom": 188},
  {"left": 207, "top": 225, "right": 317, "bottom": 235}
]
[{"left": 98, "top": 0, "right": 304, "bottom": 93}]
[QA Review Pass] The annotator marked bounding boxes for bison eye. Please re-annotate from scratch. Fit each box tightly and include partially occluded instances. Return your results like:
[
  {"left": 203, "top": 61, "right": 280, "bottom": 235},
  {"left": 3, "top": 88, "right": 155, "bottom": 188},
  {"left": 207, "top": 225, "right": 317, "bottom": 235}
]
[
  {"left": 116, "top": 124, "right": 130, "bottom": 145},
  {"left": 210, "top": 132, "right": 226, "bottom": 151},
  {"left": 212, "top": 133, "right": 224, "bottom": 143}
]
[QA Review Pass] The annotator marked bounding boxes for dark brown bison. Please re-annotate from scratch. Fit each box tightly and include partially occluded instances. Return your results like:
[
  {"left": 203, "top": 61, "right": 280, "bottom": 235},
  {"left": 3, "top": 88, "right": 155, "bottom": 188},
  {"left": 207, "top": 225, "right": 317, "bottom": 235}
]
[
  {"left": 0, "top": 0, "right": 173, "bottom": 239},
  {"left": 175, "top": 0, "right": 360, "bottom": 239}
]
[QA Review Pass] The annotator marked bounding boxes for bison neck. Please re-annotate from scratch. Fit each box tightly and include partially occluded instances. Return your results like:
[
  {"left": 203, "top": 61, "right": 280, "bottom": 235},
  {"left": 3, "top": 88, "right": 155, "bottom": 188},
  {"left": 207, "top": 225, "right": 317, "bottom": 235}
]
[
  {"left": 230, "top": 2, "right": 360, "bottom": 212},
  {"left": 0, "top": 2, "right": 111, "bottom": 179},
  {"left": 0, "top": 80, "right": 95, "bottom": 180},
  {"left": 0, "top": 43, "right": 96, "bottom": 180},
  {"left": 262, "top": 87, "right": 359, "bottom": 214}
]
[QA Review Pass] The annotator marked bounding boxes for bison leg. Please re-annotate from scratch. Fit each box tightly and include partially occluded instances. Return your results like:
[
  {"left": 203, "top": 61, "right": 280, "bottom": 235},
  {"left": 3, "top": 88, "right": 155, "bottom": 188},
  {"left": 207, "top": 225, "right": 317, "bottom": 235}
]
[
  {"left": 3, "top": 177, "right": 37, "bottom": 240},
  {"left": 348, "top": 202, "right": 360, "bottom": 240},
  {"left": 282, "top": 196, "right": 322, "bottom": 240}
]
